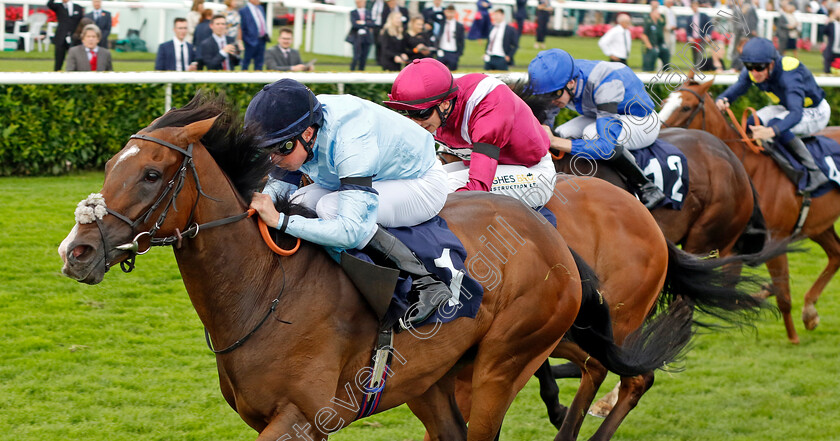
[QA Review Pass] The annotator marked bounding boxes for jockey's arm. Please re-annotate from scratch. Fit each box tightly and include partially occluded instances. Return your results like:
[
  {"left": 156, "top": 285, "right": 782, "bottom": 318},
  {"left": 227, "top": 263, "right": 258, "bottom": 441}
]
[
  {"left": 718, "top": 70, "right": 752, "bottom": 104},
  {"left": 280, "top": 178, "right": 379, "bottom": 249},
  {"left": 768, "top": 80, "right": 807, "bottom": 138},
  {"left": 458, "top": 143, "right": 501, "bottom": 192},
  {"left": 459, "top": 102, "right": 518, "bottom": 192},
  {"left": 570, "top": 101, "right": 624, "bottom": 160},
  {"left": 278, "top": 142, "right": 381, "bottom": 250}
]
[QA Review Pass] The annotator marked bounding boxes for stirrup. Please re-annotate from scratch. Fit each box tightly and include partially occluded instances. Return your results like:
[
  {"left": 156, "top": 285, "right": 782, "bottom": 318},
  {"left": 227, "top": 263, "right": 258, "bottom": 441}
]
[{"left": 639, "top": 183, "right": 666, "bottom": 209}]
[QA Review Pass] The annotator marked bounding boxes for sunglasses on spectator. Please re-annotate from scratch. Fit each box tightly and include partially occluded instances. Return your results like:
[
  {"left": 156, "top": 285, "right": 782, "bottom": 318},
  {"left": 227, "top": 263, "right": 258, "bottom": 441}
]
[
  {"left": 744, "top": 62, "right": 769, "bottom": 72},
  {"left": 399, "top": 106, "right": 437, "bottom": 121}
]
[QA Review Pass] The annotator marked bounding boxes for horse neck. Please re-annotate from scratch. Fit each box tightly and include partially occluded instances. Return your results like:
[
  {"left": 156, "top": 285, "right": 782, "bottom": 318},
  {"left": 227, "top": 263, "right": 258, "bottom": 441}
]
[
  {"left": 696, "top": 92, "right": 795, "bottom": 202},
  {"left": 169, "top": 146, "right": 308, "bottom": 343}
]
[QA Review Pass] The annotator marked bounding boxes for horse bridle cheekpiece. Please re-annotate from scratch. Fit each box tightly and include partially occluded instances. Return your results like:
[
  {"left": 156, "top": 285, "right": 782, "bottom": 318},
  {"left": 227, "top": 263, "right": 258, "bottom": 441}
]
[
  {"left": 78, "top": 134, "right": 249, "bottom": 273},
  {"left": 670, "top": 87, "right": 707, "bottom": 131}
]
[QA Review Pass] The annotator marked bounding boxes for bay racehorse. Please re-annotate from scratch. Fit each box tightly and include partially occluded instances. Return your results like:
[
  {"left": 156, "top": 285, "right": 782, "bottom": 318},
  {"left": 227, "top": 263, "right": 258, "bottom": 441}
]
[
  {"left": 659, "top": 78, "right": 840, "bottom": 344},
  {"left": 449, "top": 175, "right": 775, "bottom": 441},
  {"left": 59, "top": 94, "right": 688, "bottom": 440}
]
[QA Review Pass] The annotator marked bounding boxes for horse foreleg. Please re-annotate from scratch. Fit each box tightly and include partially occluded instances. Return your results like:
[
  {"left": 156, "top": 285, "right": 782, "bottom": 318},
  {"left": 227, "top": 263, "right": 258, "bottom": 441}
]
[
  {"left": 587, "top": 372, "right": 654, "bottom": 441},
  {"left": 766, "top": 254, "right": 799, "bottom": 344},
  {"left": 552, "top": 343, "right": 608, "bottom": 441},
  {"left": 535, "top": 359, "right": 568, "bottom": 429},
  {"left": 409, "top": 375, "right": 468, "bottom": 441},
  {"left": 254, "top": 405, "right": 326, "bottom": 441},
  {"left": 802, "top": 226, "right": 840, "bottom": 330}
]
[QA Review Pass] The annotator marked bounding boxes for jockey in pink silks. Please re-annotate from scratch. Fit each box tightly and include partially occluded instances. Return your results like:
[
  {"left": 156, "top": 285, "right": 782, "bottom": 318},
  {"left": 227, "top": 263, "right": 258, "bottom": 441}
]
[{"left": 383, "top": 58, "right": 556, "bottom": 207}]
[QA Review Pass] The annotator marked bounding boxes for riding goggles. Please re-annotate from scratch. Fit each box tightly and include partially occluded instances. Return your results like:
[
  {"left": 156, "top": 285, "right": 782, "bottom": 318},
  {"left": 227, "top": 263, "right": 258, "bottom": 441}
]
[
  {"left": 744, "top": 62, "right": 769, "bottom": 72},
  {"left": 270, "top": 133, "right": 313, "bottom": 156},
  {"left": 398, "top": 106, "right": 438, "bottom": 121}
]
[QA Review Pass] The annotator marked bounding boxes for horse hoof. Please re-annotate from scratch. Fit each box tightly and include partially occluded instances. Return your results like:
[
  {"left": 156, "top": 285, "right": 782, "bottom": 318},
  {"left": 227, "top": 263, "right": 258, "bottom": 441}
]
[
  {"left": 752, "top": 289, "right": 772, "bottom": 300},
  {"left": 587, "top": 402, "right": 611, "bottom": 418},
  {"left": 803, "top": 306, "right": 820, "bottom": 331}
]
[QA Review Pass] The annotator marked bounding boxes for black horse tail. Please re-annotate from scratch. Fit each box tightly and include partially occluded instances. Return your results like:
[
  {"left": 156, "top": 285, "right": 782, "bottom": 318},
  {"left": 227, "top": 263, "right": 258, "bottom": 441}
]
[
  {"left": 660, "top": 240, "right": 781, "bottom": 329},
  {"left": 566, "top": 248, "right": 694, "bottom": 378},
  {"left": 731, "top": 180, "right": 769, "bottom": 255}
]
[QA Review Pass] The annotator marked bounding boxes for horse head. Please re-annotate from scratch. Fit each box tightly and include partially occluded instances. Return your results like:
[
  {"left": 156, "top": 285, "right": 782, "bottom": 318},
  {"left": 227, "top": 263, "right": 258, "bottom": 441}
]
[
  {"left": 658, "top": 77, "right": 716, "bottom": 130},
  {"left": 61, "top": 92, "right": 271, "bottom": 284}
]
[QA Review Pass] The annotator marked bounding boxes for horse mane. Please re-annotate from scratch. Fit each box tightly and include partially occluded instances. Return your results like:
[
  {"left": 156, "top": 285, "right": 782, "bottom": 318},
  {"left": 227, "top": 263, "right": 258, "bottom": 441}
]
[
  {"left": 505, "top": 77, "right": 557, "bottom": 124},
  {"left": 145, "top": 91, "right": 272, "bottom": 204}
]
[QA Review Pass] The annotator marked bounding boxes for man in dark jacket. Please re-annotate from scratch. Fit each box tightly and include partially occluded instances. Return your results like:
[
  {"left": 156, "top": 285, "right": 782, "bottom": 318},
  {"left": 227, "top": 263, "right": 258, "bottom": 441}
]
[
  {"left": 346, "top": 0, "right": 375, "bottom": 71},
  {"left": 435, "top": 6, "right": 465, "bottom": 70},
  {"left": 84, "top": 0, "right": 111, "bottom": 48},
  {"left": 199, "top": 15, "right": 240, "bottom": 70},
  {"left": 484, "top": 9, "right": 518, "bottom": 71},
  {"left": 47, "top": 0, "right": 85, "bottom": 71}
]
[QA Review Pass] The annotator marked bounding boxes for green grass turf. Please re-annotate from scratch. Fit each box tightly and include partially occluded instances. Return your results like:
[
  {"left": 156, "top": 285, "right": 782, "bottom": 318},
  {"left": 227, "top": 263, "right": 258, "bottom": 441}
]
[
  {"left": 1, "top": 171, "right": 839, "bottom": 440},
  {"left": 0, "top": 33, "right": 829, "bottom": 74}
]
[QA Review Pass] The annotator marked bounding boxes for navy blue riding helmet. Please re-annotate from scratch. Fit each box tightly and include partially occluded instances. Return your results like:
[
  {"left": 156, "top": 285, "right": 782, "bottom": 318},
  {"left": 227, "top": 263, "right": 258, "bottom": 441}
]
[{"left": 245, "top": 79, "right": 324, "bottom": 162}]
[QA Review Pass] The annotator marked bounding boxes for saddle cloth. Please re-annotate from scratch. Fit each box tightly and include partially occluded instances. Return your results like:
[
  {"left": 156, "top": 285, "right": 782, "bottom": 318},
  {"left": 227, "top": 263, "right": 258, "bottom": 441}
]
[
  {"left": 766, "top": 136, "right": 840, "bottom": 197},
  {"left": 629, "top": 139, "right": 690, "bottom": 210},
  {"left": 348, "top": 216, "right": 484, "bottom": 329}
]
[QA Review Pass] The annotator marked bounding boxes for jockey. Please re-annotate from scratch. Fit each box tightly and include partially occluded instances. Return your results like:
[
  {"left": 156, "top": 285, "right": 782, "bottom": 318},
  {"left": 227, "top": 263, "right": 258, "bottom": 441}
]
[
  {"left": 527, "top": 49, "right": 666, "bottom": 209},
  {"left": 246, "top": 79, "right": 452, "bottom": 325},
  {"left": 717, "top": 37, "right": 830, "bottom": 193},
  {"left": 382, "top": 58, "right": 557, "bottom": 208}
]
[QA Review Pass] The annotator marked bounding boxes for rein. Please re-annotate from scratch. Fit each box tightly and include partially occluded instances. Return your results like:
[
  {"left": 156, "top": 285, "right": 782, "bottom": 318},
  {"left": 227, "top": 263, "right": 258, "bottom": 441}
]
[
  {"left": 669, "top": 88, "right": 765, "bottom": 154},
  {"left": 106, "top": 134, "right": 299, "bottom": 273}
]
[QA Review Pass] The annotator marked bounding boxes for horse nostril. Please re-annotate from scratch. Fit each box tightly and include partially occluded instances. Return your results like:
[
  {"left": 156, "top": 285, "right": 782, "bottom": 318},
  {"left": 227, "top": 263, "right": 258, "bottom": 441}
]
[{"left": 71, "top": 244, "right": 94, "bottom": 262}]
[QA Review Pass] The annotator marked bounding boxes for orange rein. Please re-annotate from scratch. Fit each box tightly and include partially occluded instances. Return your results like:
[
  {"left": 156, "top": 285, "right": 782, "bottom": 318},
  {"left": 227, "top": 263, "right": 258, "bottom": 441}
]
[
  {"left": 724, "top": 106, "right": 765, "bottom": 154},
  {"left": 246, "top": 208, "right": 301, "bottom": 256}
]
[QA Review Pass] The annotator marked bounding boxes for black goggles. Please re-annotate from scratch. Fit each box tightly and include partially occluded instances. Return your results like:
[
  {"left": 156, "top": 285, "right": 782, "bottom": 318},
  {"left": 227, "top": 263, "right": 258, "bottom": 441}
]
[
  {"left": 744, "top": 62, "right": 769, "bottom": 72},
  {"left": 270, "top": 135, "right": 301, "bottom": 156},
  {"left": 399, "top": 106, "right": 438, "bottom": 121}
]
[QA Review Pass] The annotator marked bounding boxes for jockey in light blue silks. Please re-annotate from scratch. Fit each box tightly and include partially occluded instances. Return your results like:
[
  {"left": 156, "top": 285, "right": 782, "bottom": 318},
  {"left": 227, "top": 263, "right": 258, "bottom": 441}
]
[
  {"left": 246, "top": 79, "right": 451, "bottom": 324},
  {"left": 527, "top": 48, "right": 666, "bottom": 209},
  {"left": 717, "top": 37, "right": 830, "bottom": 194}
]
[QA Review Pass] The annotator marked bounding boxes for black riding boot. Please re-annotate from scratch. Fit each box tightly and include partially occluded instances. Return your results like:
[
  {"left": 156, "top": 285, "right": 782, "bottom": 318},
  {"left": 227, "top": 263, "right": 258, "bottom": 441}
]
[
  {"left": 608, "top": 144, "right": 666, "bottom": 209},
  {"left": 362, "top": 227, "right": 452, "bottom": 325},
  {"left": 783, "top": 136, "right": 829, "bottom": 194}
]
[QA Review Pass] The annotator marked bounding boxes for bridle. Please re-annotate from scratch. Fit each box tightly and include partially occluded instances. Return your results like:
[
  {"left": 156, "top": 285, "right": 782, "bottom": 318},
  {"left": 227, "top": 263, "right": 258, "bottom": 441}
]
[
  {"left": 100, "top": 133, "right": 249, "bottom": 273},
  {"left": 664, "top": 87, "right": 707, "bottom": 131},
  {"left": 100, "top": 133, "right": 295, "bottom": 354}
]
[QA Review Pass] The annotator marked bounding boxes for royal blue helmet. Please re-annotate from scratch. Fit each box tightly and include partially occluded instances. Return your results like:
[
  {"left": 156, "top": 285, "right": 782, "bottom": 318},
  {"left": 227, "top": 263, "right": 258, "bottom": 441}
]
[
  {"left": 527, "top": 49, "right": 577, "bottom": 95},
  {"left": 739, "top": 38, "right": 779, "bottom": 64},
  {"left": 245, "top": 79, "right": 324, "bottom": 149}
]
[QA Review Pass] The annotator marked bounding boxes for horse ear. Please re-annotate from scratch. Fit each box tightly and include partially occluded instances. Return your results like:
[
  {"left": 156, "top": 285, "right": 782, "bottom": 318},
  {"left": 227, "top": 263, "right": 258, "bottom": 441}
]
[
  {"left": 698, "top": 76, "right": 715, "bottom": 95},
  {"left": 183, "top": 115, "right": 220, "bottom": 143}
]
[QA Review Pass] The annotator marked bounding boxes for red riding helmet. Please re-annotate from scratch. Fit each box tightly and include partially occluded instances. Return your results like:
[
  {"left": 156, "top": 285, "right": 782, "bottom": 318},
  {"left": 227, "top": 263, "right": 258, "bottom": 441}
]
[{"left": 383, "top": 59, "right": 459, "bottom": 111}]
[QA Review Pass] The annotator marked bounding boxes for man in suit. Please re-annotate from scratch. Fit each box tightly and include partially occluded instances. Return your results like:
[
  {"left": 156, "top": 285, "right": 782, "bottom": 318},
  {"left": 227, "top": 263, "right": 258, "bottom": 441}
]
[
  {"left": 240, "top": 0, "right": 270, "bottom": 70},
  {"left": 199, "top": 15, "right": 240, "bottom": 71},
  {"left": 422, "top": 0, "right": 446, "bottom": 37},
  {"left": 47, "top": 0, "right": 85, "bottom": 71},
  {"left": 84, "top": 0, "right": 111, "bottom": 49},
  {"left": 435, "top": 6, "right": 465, "bottom": 70},
  {"left": 65, "top": 24, "right": 112, "bottom": 71},
  {"left": 155, "top": 18, "right": 198, "bottom": 71},
  {"left": 346, "top": 0, "right": 375, "bottom": 71},
  {"left": 266, "top": 27, "right": 313, "bottom": 71},
  {"left": 484, "top": 9, "right": 518, "bottom": 71},
  {"left": 382, "top": 0, "right": 409, "bottom": 27},
  {"left": 685, "top": 0, "right": 711, "bottom": 67}
]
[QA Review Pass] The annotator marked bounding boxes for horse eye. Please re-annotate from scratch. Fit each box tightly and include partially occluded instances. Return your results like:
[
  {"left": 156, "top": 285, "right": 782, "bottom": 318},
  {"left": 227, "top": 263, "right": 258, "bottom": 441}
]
[
  {"left": 681, "top": 106, "right": 691, "bottom": 112},
  {"left": 144, "top": 170, "right": 161, "bottom": 183}
]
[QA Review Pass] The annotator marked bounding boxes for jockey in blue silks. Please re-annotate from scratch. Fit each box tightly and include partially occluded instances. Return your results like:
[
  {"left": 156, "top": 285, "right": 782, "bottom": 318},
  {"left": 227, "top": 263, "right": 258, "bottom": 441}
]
[
  {"left": 527, "top": 48, "right": 666, "bottom": 209},
  {"left": 246, "top": 79, "right": 451, "bottom": 324},
  {"left": 717, "top": 37, "right": 830, "bottom": 193}
]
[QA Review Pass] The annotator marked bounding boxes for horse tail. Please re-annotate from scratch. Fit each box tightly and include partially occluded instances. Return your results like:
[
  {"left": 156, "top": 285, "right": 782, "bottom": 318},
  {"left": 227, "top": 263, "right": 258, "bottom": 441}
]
[
  {"left": 661, "top": 240, "right": 781, "bottom": 329},
  {"left": 566, "top": 248, "right": 693, "bottom": 378},
  {"left": 731, "top": 179, "right": 769, "bottom": 255}
]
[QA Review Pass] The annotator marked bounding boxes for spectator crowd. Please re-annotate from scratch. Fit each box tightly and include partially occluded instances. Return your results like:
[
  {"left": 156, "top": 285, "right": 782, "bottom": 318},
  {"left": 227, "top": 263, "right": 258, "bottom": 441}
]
[{"left": 19, "top": 0, "right": 840, "bottom": 74}]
